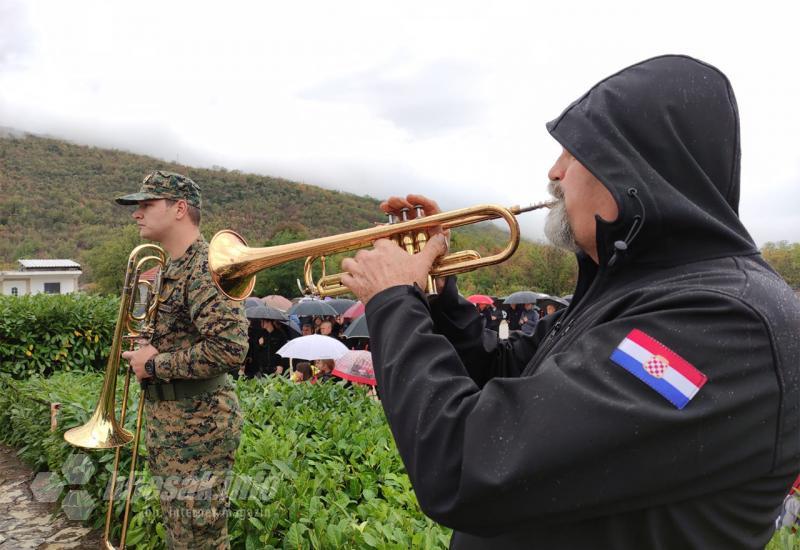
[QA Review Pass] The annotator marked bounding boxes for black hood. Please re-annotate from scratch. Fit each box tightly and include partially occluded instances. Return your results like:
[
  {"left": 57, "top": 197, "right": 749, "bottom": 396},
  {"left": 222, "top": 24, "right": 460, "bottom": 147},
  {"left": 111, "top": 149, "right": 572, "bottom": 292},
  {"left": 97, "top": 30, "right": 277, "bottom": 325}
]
[{"left": 546, "top": 54, "right": 758, "bottom": 268}]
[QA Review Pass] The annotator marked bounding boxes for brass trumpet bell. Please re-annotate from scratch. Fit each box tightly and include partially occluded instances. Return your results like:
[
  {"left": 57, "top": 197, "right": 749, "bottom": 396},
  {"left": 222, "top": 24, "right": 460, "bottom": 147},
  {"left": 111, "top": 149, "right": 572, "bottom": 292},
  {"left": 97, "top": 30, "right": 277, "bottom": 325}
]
[{"left": 209, "top": 229, "right": 258, "bottom": 300}]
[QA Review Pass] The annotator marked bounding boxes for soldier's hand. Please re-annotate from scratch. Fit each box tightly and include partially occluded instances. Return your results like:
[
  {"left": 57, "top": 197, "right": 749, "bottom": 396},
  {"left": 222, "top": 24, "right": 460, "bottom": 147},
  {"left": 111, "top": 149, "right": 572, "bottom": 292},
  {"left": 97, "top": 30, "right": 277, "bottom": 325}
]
[{"left": 122, "top": 344, "right": 158, "bottom": 382}]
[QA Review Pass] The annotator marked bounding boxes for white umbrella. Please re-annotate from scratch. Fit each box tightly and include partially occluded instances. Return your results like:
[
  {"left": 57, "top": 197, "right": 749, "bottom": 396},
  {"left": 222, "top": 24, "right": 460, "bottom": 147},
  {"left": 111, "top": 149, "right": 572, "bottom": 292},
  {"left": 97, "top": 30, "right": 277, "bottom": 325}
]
[{"left": 276, "top": 334, "right": 349, "bottom": 361}]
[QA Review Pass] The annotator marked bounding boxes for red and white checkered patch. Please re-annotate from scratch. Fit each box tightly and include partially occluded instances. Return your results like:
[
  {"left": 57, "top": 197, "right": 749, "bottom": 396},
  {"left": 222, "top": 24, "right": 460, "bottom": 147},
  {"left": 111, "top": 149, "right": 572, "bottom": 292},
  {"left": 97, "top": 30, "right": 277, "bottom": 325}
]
[{"left": 643, "top": 355, "right": 669, "bottom": 378}]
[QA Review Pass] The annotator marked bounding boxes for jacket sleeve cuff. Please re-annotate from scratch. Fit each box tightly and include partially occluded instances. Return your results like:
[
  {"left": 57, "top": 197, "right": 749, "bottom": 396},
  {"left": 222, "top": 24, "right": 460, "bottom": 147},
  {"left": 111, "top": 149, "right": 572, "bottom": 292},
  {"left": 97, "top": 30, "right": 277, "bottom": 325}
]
[
  {"left": 428, "top": 276, "right": 459, "bottom": 315},
  {"left": 365, "top": 284, "right": 429, "bottom": 317},
  {"left": 152, "top": 352, "right": 174, "bottom": 380}
]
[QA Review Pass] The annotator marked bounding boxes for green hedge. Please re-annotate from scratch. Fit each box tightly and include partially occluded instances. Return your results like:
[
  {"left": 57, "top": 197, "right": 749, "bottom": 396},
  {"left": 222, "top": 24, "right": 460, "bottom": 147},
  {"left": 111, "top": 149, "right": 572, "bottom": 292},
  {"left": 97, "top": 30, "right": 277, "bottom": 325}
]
[
  {"left": 0, "top": 294, "right": 118, "bottom": 378},
  {"left": 0, "top": 373, "right": 451, "bottom": 549},
  {"left": 5, "top": 370, "right": 795, "bottom": 549}
]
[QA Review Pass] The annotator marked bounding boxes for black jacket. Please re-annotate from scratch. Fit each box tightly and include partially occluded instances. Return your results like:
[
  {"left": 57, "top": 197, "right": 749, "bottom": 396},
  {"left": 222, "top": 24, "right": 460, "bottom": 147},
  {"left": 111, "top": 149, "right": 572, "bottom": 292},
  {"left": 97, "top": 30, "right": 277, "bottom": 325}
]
[{"left": 365, "top": 55, "right": 800, "bottom": 549}]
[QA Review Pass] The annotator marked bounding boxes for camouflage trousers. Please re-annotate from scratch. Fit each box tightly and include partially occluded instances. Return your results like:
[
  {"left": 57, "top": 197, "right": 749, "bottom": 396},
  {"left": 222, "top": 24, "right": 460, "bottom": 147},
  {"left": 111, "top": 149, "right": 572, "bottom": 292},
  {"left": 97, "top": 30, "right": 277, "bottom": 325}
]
[
  {"left": 148, "top": 438, "right": 238, "bottom": 549},
  {"left": 145, "top": 387, "right": 242, "bottom": 550}
]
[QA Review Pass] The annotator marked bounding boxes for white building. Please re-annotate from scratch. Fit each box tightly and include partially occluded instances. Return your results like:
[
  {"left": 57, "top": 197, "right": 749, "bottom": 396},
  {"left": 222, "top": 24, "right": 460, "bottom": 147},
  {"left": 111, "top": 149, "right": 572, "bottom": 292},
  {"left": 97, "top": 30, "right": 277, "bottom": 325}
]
[{"left": 0, "top": 259, "right": 82, "bottom": 296}]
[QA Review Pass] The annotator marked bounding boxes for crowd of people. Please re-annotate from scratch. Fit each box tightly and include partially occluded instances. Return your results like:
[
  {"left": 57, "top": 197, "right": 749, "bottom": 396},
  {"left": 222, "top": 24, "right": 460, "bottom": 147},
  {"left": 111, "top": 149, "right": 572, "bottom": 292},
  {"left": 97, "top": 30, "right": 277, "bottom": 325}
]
[
  {"left": 472, "top": 298, "right": 569, "bottom": 335},
  {"left": 238, "top": 295, "right": 567, "bottom": 379},
  {"left": 238, "top": 311, "right": 366, "bottom": 380}
]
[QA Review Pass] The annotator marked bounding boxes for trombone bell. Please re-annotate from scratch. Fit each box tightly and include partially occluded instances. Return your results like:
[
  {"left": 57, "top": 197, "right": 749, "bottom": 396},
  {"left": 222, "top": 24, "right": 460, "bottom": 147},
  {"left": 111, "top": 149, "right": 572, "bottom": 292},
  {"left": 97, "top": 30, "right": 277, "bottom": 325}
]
[{"left": 63, "top": 407, "right": 133, "bottom": 449}]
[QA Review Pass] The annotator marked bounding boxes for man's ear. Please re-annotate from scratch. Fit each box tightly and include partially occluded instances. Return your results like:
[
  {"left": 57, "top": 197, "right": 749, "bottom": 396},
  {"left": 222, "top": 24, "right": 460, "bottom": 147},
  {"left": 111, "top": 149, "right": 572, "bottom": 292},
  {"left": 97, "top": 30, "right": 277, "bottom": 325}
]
[{"left": 174, "top": 199, "right": 188, "bottom": 220}]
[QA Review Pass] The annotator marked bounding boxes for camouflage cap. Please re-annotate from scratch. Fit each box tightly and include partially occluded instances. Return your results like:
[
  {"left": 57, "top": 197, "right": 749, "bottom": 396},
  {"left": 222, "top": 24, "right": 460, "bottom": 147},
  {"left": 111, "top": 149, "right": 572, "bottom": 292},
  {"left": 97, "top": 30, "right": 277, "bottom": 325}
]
[{"left": 115, "top": 171, "right": 202, "bottom": 209}]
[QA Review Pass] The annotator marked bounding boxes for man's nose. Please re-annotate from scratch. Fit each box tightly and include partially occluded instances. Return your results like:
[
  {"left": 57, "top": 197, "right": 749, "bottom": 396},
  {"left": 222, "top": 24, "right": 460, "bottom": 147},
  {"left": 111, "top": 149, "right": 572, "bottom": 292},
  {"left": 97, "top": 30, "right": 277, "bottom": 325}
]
[
  {"left": 548, "top": 149, "right": 571, "bottom": 181},
  {"left": 547, "top": 163, "right": 562, "bottom": 182}
]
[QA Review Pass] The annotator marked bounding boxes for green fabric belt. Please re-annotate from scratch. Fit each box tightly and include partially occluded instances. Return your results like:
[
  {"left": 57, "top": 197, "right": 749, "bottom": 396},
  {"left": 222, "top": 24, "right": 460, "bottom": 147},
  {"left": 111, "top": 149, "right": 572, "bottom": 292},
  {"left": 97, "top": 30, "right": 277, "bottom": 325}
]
[{"left": 143, "top": 374, "right": 228, "bottom": 401}]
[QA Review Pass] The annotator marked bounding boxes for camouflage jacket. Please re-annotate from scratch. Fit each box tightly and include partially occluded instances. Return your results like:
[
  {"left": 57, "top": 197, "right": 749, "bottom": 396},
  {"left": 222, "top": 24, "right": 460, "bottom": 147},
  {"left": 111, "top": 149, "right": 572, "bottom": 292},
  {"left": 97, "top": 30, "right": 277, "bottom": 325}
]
[
  {"left": 145, "top": 237, "right": 246, "bottom": 451},
  {"left": 150, "top": 237, "right": 248, "bottom": 380}
]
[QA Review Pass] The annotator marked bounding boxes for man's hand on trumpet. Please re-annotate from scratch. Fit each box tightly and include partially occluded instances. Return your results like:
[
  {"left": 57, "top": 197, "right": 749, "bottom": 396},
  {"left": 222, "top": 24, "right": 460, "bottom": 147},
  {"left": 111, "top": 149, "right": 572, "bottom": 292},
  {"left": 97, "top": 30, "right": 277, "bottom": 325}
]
[
  {"left": 341, "top": 194, "right": 450, "bottom": 304},
  {"left": 379, "top": 193, "right": 450, "bottom": 242}
]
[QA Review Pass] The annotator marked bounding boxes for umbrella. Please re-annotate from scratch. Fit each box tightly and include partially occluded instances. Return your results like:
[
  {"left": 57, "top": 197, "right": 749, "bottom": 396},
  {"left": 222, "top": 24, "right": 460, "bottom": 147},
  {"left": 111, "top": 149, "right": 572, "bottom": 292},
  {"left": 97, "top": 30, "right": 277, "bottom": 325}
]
[
  {"left": 276, "top": 334, "right": 349, "bottom": 361},
  {"left": 325, "top": 298, "right": 357, "bottom": 315},
  {"left": 245, "top": 305, "right": 289, "bottom": 321},
  {"left": 562, "top": 294, "right": 573, "bottom": 303},
  {"left": 504, "top": 290, "right": 548, "bottom": 305},
  {"left": 262, "top": 294, "right": 293, "bottom": 311},
  {"left": 279, "top": 319, "right": 302, "bottom": 337},
  {"left": 342, "top": 301, "right": 365, "bottom": 319},
  {"left": 467, "top": 294, "right": 494, "bottom": 305},
  {"left": 288, "top": 299, "right": 338, "bottom": 317},
  {"left": 333, "top": 350, "right": 376, "bottom": 386},
  {"left": 244, "top": 297, "right": 262, "bottom": 309},
  {"left": 343, "top": 314, "right": 369, "bottom": 339},
  {"left": 537, "top": 296, "right": 570, "bottom": 309}
]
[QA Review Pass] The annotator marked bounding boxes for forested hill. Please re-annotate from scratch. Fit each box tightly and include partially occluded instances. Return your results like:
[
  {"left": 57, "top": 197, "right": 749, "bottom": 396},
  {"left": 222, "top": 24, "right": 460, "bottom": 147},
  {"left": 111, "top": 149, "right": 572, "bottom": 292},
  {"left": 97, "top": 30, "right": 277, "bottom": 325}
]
[
  {"left": 3, "top": 133, "right": 796, "bottom": 296},
  {"left": 0, "top": 133, "right": 580, "bottom": 296},
  {"left": 0, "top": 133, "right": 384, "bottom": 264}
]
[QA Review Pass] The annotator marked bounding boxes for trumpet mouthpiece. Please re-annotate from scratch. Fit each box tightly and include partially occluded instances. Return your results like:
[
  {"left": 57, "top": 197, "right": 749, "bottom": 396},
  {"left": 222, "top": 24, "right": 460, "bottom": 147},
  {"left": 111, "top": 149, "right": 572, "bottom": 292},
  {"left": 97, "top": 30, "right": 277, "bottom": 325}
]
[{"left": 511, "top": 200, "right": 557, "bottom": 214}]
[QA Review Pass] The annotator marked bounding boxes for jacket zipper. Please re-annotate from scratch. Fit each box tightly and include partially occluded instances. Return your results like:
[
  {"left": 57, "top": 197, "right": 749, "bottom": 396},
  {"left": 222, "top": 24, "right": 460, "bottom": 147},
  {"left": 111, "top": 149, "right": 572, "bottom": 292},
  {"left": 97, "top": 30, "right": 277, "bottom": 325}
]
[{"left": 525, "top": 271, "right": 608, "bottom": 372}]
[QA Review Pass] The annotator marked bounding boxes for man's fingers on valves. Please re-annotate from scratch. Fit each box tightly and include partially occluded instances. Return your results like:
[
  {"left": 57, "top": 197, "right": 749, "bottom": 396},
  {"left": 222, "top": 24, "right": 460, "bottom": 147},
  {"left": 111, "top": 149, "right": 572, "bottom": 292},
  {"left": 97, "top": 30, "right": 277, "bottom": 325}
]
[{"left": 373, "top": 238, "right": 398, "bottom": 250}]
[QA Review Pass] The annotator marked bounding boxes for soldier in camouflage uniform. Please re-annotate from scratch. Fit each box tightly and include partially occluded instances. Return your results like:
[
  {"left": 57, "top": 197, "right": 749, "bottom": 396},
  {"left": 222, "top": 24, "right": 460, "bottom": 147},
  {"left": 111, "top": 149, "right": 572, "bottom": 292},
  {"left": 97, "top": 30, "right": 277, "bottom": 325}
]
[{"left": 118, "top": 171, "right": 248, "bottom": 550}]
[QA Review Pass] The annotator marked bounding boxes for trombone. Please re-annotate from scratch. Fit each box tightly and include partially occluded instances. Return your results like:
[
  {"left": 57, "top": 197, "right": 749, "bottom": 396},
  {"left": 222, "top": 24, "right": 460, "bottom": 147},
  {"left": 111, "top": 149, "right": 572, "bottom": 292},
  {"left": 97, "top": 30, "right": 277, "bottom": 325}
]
[
  {"left": 208, "top": 201, "right": 553, "bottom": 300},
  {"left": 63, "top": 244, "right": 166, "bottom": 550}
]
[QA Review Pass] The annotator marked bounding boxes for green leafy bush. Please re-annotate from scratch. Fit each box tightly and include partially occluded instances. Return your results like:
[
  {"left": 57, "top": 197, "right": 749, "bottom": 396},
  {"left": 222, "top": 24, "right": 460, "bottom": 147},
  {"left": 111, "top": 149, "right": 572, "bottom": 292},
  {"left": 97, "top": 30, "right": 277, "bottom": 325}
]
[
  {"left": 0, "top": 294, "right": 118, "bottom": 378},
  {"left": 0, "top": 372, "right": 451, "bottom": 549},
  {"left": 767, "top": 528, "right": 800, "bottom": 550}
]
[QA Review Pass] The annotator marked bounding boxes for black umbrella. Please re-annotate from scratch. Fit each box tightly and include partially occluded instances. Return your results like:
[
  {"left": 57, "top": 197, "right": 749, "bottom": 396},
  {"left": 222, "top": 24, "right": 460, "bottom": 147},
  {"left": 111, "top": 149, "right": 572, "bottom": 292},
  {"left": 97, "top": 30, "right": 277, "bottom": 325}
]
[
  {"left": 325, "top": 298, "right": 357, "bottom": 315},
  {"left": 245, "top": 305, "right": 289, "bottom": 321},
  {"left": 343, "top": 314, "right": 369, "bottom": 339},
  {"left": 288, "top": 299, "right": 338, "bottom": 317},
  {"left": 503, "top": 291, "right": 548, "bottom": 305},
  {"left": 280, "top": 319, "right": 302, "bottom": 337},
  {"left": 537, "top": 296, "right": 570, "bottom": 311}
]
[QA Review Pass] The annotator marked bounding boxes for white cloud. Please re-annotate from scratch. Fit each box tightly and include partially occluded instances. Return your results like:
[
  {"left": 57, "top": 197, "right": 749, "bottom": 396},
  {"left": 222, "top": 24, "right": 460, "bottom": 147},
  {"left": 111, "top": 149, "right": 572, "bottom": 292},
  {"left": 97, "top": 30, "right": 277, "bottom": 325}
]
[{"left": 1, "top": 0, "right": 798, "bottom": 245}]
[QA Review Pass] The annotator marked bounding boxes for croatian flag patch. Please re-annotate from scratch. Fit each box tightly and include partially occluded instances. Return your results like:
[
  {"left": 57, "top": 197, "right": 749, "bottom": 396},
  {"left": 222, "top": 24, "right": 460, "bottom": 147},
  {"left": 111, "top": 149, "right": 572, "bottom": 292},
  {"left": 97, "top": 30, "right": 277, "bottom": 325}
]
[{"left": 610, "top": 329, "right": 707, "bottom": 409}]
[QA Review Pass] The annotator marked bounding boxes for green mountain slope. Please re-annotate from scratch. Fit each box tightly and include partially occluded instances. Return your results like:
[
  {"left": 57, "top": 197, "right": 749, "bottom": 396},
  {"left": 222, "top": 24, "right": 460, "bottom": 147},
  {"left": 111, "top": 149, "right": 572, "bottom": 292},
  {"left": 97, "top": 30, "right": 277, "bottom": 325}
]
[
  {"left": 0, "top": 134, "right": 383, "bottom": 259},
  {"left": 0, "top": 134, "right": 577, "bottom": 296}
]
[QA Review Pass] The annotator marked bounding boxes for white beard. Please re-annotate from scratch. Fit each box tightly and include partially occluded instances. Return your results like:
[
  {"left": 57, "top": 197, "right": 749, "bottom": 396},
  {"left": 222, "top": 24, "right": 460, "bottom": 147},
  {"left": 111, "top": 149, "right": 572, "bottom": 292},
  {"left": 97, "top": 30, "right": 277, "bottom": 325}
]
[{"left": 544, "top": 180, "right": 581, "bottom": 253}]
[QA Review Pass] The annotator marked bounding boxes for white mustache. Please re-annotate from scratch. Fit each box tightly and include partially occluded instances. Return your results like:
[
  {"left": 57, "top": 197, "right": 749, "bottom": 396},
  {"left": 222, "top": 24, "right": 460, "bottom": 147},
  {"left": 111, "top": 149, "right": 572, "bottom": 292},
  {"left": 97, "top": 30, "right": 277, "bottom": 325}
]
[{"left": 548, "top": 180, "right": 565, "bottom": 201}]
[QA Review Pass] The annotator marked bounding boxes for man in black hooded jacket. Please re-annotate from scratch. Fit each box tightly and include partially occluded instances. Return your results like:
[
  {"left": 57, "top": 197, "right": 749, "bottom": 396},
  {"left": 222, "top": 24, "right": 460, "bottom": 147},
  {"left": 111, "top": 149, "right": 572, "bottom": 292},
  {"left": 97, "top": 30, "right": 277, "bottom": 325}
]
[{"left": 340, "top": 55, "right": 800, "bottom": 549}]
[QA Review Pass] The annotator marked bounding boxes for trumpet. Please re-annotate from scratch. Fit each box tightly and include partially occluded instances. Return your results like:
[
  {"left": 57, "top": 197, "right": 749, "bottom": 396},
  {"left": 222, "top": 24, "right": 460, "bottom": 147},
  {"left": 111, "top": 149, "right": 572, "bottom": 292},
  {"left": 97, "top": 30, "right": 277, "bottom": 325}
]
[{"left": 209, "top": 200, "right": 554, "bottom": 300}]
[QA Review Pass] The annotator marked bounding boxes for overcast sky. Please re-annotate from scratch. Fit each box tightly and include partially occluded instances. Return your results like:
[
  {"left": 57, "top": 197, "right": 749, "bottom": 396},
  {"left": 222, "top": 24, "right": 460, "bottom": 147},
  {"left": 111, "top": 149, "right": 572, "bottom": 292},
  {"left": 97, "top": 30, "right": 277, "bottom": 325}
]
[{"left": 1, "top": 0, "right": 798, "bottom": 245}]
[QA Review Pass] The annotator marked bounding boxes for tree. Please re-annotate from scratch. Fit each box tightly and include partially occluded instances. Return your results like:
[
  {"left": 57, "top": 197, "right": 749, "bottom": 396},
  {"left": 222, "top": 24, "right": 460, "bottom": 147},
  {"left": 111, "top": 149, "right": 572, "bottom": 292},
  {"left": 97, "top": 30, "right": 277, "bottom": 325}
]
[
  {"left": 82, "top": 226, "right": 145, "bottom": 295},
  {"left": 529, "top": 244, "right": 577, "bottom": 296},
  {"left": 762, "top": 241, "right": 800, "bottom": 289},
  {"left": 251, "top": 225, "right": 312, "bottom": 298}
]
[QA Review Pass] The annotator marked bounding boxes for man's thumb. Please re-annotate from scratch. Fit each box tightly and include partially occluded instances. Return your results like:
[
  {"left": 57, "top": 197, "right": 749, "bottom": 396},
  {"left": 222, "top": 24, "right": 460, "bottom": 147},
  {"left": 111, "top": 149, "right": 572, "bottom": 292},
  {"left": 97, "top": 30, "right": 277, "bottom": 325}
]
[{"left": 422, "top": 233, "right": 449, "bottom": 261}]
